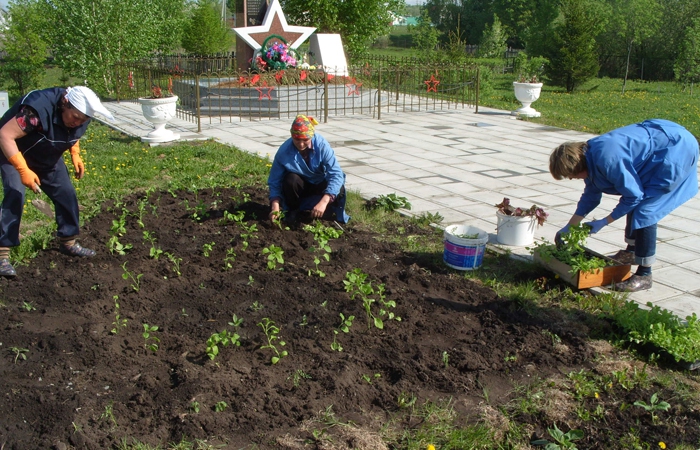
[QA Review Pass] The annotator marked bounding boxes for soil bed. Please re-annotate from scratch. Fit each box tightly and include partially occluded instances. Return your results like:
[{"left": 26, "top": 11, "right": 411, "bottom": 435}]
[{"left": 1, "top": 186, "right": 698, "bottom": 449}]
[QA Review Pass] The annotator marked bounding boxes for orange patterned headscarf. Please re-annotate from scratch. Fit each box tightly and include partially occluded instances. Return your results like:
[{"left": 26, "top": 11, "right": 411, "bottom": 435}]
[{"left": 290, "top": 114, "right": 319, "bottom": 139}]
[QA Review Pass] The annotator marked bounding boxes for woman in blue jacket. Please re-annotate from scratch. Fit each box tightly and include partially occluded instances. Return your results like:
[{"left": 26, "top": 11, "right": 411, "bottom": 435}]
[
  {"left": 549, "top": 119, "right": 699, "bottom": 292},
  {"left": 268, "top": 115, "right": 349, "bottom": 224}
]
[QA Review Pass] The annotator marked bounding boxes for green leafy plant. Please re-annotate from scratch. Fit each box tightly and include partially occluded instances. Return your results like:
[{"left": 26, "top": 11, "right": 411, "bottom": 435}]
[
  {"left": 610, "top": 301, "right": 700, "bottom": 363},
  {"left": 110, "top": 209, "right": 128, "bottom": 236},
  {"left": 142, "top": 231, "right": 163, "bottom": 259},
  {"left": 369, "top": 193, "right": 412, "bottom": 212},
  {"left": 514, "top": 52, "right": 548, "bottom": 83},
  {"left": 250, "top": 301, "right": 264, "bottom": 312},
  {"left": 287, "top": 369, "right": 312, "bottom": 388},
  {"left": 397, "top": 391, "right": 417, "bottom": 409},
  {"left": 330, "top": 313, "right": 354, "bottom": 351},
  {"left": 214, "top": 401, "right": 228, "bottom": 412},
  {"left": 121, "top": 261, "right": 143, "bottom": 292},
  {"left": 257, "top": 317, "right": 288, "bottom": 364},
  {"left": 343, "top": 268, "right": 400, "bottom": 330},
  {"left": 271, "top": 210, "right": 289, "bottom": 230},
  {"left": 165, "top": 252, "right": 182, "bottom": 277},
  {"left": 531, "top": 423, "right": 584, "bottom": 449},
  {"left": 634, "top": 392, "right": 671, "bottom": 423},
  {"left": 222, "top": 248, "right": 236, "bottom": 270},
  {"left": 142, "top": 323, "right": 160, "bottom": 352},
  {"left": 442, "top": 350, "right": 450, "bottom": 368},
  {"left": 189, "top": 401, "right": 200, "bottom": 413},
  {"left": 304, "top": 222, "right": 343, "bottom": 277},
  {"left": 202, "top": 242, "right": 215, "bottom": 257},
  {"left": 239, "top": 221, "right": 258, "bottom": 252},
  {"left": 532, "top": 224, "right": 609, "bottom": 275},
  {"left": 262, "top": 244, "right": 284, "bottom": 270},
  {"left": 107, "top": 236, "right": 133, "bottom": 255},
  {"left": 10, "top": 346, "right": 28, "bottom": 364},
  {"left": 110, "top": 295, "right": 127, "bottom": 334},
  {"left": 228, "top": 314, "right": 243, "bottom": 328},
  {"left": 100, "top": 401, "right": 118, "bottom": 428},
  {"left": 206, "top": 329, "right": 241, "bottom": 360},
  {"left": 22, "top": 301, "right": 35, "bottom": 312},
  {"left": 362, "top": 373, "right": 381, "bottom": 384},
  {"left": 495, "top": 197, "right": 548, "bottom": 225}
]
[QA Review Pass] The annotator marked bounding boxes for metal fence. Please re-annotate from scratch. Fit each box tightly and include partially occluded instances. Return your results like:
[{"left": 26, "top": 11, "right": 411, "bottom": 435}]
[{"left": 115, "top": 54, "right": 480, "bottom": 131}]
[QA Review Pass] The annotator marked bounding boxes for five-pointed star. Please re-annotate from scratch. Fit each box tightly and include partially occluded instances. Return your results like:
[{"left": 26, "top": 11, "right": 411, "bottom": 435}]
[
  {"left": 256, "top": 82, "right": 275, "bottom": 100},
  {"left": 424, "top": 74, "right": 440, "bottom": 93},
  {"left": 234, "top": 0, "right": 316, "bottom": 50},
  {"left": 346, "top": 83, "right": 362, "bottom": 96}
]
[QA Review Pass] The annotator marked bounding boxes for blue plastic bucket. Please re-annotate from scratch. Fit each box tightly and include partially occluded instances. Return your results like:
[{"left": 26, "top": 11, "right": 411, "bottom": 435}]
[{"left": 443, "top": 225, "right": 488, "bottom": 270}]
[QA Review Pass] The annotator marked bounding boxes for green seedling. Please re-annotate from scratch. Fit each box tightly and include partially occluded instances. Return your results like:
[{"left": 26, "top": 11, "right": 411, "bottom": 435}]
[
  {"left": 271, "top": 211, "right": 289, "bottom": 230},
  {"left": 397, "top": 391, "right": 417, "bottom": 409},
  {"left": 142, "top": 231, "right": 163, "bottom": 259},
  {"left": 22, "top": 301, "right": 36, "bottom": 312},
  {"left": 299, "top": 314, "right": 308, "bottom": 327},
  {"left": 262, "top": 244, "right": 284, "bottom": 270},
  {"left": 110, "top": 209, "right": 128, "bottom": 236},
  {"left": 247, "top": 275, "right": 255, "bottom": 285},
  {"left": 257, "top": 317, "right": 288, "bottom": 364},
  {"left": 250, "top": 301, "right": 264, "bottom": 312},
  {"left": 100, "top": 401, "right": 118, "bottom": 428},
  {"left": 214, "top": 400, "right": 228, "bottom": 412},
  {"left": 206, "top": 329, "right": 241, "bottom": 360},
  {"left": 362, "top": 373, "right": 381, "bottom": 384},
  {"left": 110, "top": 295, "right": 127, "bottom": 334},
  {"left": 223, "top": 248, "right": 236, "bottom": 270},
  {"left": 134, "top": 197, "right": 148, "bottom": 228},
  {"left": 239, "top": 222, "right": 258, "bottom": 251},
  {"left": 228, "top": 314, "right": 244, "bottom": 328},
  {"left": 189, "top": 401, "right": 200, "bottom": 413},
  {"left": 303, "top": 222, "right": 343, "bottom": 277},
  {"left": 165, "top": 252, "right": 182, "bottom": 277},
  {"left": 442, "top": 351, "right": 450, "bottom": 368},
  {"left": 343, "top": 268, "right": 400, "bottom": 330},
  {"left": 634, "top": 392, "right": 671, "bottom": 423},
  {"left": 10, "top": 346, "right": 28, "bottom": 364},
  {"left": 504, "top": 353, "right": 517, "bottom": 362},
  {"left": 107, "top": 236, "right": 132, "bottom": 255},
  {"left": 121, "top": 261, "right": 143, "bottom": 292},
  {"left": 287, "top": 369, "right": 312, "bottom": 388},
  {"left": 142, "top": 323, "right": 160, "bottom": 352},
  {"left": 202, "top": 242, "right": 215, "bottom": 257},
  {"left": 331, "top": 313, "right": 354, "bottom": 352},
  {"left": 531, "top": 423, "right": 584, "bottom": 449},
  {"left": 181, "top": 308, "right": 188, "bottom": 317}
]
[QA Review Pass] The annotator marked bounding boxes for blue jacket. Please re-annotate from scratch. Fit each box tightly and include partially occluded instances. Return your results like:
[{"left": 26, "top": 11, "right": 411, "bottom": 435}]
[
  {"left": 0, "top": 88, "right": 90, "bottom": 171},
  {"left": 268, "top": 133, "right": 345, "bottom": 201},
  {"left": 575, "top": 119, "right": 698, "bottom": 230}
]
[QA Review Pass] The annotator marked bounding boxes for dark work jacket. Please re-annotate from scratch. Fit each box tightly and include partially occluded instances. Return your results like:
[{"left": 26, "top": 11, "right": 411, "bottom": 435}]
[{"left": 0, "top": 88, "right": 90, "bottom": 171}]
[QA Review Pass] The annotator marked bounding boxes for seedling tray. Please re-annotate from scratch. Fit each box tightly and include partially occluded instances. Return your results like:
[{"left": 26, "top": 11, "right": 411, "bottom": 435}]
[{"left": 533, "top": 246, "right": 632, "bottom": 289}]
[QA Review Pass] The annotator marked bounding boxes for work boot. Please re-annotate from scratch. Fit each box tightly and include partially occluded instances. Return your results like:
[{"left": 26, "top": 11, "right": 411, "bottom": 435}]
[
  {"left": 0, "top": 258, "right": 16, "bottom": 277},
  {"left": 613, "top": 274, "right": 652, "bottom": 292},
  {"left": 60, "top": 242, "right": 96, "bottom": 257},
  {"left": 609, "top": 250, "right": 635, "bottom": 265}
]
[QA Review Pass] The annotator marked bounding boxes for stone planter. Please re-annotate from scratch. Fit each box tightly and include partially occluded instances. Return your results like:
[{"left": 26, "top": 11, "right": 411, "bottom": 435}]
[
  {"left": 137, "top": 95, "right": 180, "bottom": 143},
  {"left": 512, "top": 82, "right": 542, "bottom": 118}
]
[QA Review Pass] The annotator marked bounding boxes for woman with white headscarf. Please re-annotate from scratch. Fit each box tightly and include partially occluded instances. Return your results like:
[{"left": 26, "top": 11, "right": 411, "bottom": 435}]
[{"left": 0, "top": 86, "right": 115, "bottom": 277}]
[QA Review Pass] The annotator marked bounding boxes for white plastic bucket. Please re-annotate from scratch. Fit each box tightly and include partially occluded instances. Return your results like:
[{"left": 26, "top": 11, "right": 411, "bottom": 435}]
[
  {"left": 443, "top": 225, "right": 488, "bottom": 270},
  {"left": 496, "top": 212, "right": 536, "bottom": 246}
]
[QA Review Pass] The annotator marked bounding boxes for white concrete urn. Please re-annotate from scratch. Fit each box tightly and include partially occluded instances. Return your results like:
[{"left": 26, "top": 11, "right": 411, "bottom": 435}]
[
  {"left": 137, "top": 95, "right": 180, "bottom": 143},
  {"left": 512, "top": 82, "right": 542, "bottom": 118}
]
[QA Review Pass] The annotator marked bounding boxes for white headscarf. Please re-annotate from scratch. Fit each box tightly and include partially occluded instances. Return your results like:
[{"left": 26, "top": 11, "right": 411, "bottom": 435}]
[{"left": 65, "top": 86, "right": 115, "bottom": 122}]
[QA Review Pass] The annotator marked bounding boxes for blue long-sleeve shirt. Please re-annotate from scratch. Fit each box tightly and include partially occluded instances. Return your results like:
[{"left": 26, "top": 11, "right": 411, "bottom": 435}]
[
  {"left": 268, "top": 133, "right": 345, "bottom": 202},
  {"left": 575, "top": 119, "right": 698, "bottom": 230}
]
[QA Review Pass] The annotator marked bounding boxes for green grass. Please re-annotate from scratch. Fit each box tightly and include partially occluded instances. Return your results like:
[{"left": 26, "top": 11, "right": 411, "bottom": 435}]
[{"left": 480, "top": 74, "right": 700, "bottom": 137}]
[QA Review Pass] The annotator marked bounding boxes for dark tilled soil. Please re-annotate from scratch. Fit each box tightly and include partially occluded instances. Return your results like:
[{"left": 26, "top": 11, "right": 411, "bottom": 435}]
[{"left": 1, "top": 186, "right": 698, "bottom": 449}]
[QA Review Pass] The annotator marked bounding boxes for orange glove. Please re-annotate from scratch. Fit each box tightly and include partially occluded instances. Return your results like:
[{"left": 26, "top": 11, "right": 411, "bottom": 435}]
[
  {"left": 69, "top": 141, "right": 84, "bottom": 179},
  {"left": 7, "top": 152, "right": 40, "bottom": 192}
]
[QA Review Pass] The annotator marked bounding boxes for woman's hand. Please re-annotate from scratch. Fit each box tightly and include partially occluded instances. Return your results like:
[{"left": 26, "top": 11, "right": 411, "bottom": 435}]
[
  {"left": 311, "top": 195, "right": 331, "bottom": 219},
  {"left": 269, "top": 199, "right": 281, "bottom": 223}
]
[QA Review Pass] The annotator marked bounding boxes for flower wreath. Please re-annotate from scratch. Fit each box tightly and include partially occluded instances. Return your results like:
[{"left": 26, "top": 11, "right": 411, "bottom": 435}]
[{"left": 253, "top": 35, "right": 300, "bottom": 71}]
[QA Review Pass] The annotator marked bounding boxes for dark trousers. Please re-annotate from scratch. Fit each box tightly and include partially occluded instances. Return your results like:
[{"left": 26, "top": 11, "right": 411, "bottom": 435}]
[
  {"left": 625, "top": 213, "right": 657, "bottom": 266},
  {"left": 0, "top": 158, "right": 80, "bottom": 247},
  {"left": 282, "top": 172, "right": 345, "bottom": 211}
]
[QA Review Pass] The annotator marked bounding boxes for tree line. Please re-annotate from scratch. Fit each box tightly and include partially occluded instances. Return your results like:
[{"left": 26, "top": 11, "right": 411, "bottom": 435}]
[{"left": 419, "top": 0, "right": 700, "bottom": 91}]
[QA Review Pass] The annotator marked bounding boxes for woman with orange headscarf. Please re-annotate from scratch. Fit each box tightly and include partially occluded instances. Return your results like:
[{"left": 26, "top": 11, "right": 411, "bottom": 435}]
[{"left": 268, "top": 115, "right": 349, "bottom": 224}]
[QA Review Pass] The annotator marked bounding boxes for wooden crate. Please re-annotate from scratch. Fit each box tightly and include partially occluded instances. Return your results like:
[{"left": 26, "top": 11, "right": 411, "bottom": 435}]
[{"left": 533, "top": 246, "right": 632, "bottom": 289}]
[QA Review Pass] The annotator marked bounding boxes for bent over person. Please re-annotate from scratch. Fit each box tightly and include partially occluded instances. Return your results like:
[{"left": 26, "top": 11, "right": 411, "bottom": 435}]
[
  {"left": 0, "top": 86, "right": 115, "bottom": 277},
  {"left": 268, "top": 115, "right": 350, "bottom": 224},
  {"left": 549, "top": 119, "right": 699, "bottom": 292}
]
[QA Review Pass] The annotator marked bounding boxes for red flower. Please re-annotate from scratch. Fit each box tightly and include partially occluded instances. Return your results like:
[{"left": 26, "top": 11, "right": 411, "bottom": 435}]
[
  {"left": 251, "top": 74, "right": 261, "bottom": 85},
  {"left": 275, "top": 71, "right": 285, "bottom": 83},
  {"left": 300, "top": 71, "right": 307, "bottom": 81}
]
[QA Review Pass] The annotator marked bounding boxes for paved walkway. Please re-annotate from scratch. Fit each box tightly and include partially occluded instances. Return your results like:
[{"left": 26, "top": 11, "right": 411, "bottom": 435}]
[{"left": 102, "top": 101, "right": 700, "bottom": 320}]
